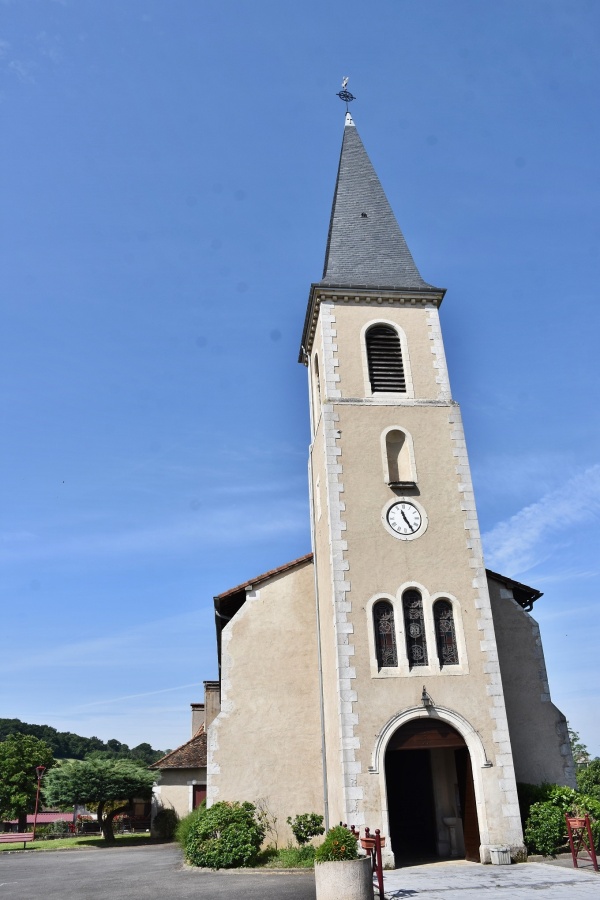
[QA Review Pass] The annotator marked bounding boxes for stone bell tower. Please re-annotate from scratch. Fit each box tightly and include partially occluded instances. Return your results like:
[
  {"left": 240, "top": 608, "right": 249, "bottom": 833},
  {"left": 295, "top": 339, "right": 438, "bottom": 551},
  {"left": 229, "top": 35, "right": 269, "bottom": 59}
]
[{"left": 299, "top": 112, "right": 525, "bottom": 862}]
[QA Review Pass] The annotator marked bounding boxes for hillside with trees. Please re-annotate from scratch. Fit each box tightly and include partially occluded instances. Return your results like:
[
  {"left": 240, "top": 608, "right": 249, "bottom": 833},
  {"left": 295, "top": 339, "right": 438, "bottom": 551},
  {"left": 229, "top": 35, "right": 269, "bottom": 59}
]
[{"left": 0, "top": 719, "right": 168, "bottom": 765}]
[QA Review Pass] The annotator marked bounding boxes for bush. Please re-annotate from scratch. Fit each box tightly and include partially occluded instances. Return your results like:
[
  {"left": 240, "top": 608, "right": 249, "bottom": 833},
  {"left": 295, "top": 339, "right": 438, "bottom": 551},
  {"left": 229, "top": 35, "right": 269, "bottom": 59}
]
[
  {"left": 314, "top": 826, "right": 358, "bottom": 863},
  {"left": 184, "top": 801, "right": 266, "bottom": 868},
  {"left": 152, "top": 807, "right": 179, "bottom": 841},
  {"left": 49, "top": 819, "right": 71, "bottom": 835},
  {"left": 516, "top": 782, "right": 553, "bottom": 827},
  {"left": 176, "top": 804, "right": 205, "bottom": 850},
  {"left": 286, "top": 813, "right": 325, "bottom": 846},
  {"left": 524, "top": 803, "right": 565, "bottom": 857},
  {"left": 524, "top": 786, "right": 600, "bottom": 856}
]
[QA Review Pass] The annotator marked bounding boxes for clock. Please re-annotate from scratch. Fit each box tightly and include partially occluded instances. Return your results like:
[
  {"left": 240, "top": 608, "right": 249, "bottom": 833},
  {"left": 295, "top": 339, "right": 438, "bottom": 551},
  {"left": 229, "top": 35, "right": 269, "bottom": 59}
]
[{"left": 383, "top": 499, "right": 427, "bottom": 541}]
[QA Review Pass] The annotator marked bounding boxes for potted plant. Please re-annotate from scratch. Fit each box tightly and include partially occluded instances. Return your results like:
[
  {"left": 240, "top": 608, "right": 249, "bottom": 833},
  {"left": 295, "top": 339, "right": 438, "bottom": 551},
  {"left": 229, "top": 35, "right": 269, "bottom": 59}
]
[{"left": 314, "top": 825, "right": 373, "bottom": 900}]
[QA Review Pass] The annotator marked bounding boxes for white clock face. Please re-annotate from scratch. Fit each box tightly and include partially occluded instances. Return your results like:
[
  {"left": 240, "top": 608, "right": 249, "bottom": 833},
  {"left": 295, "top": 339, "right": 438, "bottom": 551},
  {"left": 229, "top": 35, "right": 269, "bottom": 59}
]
[{"left": 387, "top": 501, "right": 422, "bottom": 537}]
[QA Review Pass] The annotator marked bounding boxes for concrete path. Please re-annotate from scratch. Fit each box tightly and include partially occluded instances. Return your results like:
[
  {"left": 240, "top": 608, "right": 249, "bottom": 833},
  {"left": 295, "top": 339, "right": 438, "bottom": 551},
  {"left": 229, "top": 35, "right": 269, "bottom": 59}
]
[{"left": 381, "top": 859, "right": 599, "bottom": 899}]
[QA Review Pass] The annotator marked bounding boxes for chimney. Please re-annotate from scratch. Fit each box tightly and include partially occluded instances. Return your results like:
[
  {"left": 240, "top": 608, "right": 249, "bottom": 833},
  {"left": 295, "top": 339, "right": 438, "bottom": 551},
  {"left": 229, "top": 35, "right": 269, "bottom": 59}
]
[
  {"left": 204, "top": 680, "right": 221, "bottom": 731},
  {"left": 190, "top": 702, "right": 204, "bottom": 736}
]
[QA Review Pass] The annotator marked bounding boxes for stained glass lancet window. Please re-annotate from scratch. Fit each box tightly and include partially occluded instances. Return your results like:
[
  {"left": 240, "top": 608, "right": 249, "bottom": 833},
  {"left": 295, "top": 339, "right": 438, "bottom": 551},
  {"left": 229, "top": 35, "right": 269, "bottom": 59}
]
[
  {"left": 434, "top": 599, "right": 459, "bottom": 666},
  {"left": 373, "top": 601, "right": 397, "bottom": 668},
  {"left": 402, "top": 589, "right": 428, "bottom": 667}
]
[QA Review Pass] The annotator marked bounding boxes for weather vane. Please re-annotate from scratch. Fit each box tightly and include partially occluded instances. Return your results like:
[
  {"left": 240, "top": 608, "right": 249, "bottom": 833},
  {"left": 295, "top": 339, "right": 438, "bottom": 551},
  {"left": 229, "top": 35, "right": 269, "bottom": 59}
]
[{"left": 336, "top": 76, "right": 355, "bottom": 112}]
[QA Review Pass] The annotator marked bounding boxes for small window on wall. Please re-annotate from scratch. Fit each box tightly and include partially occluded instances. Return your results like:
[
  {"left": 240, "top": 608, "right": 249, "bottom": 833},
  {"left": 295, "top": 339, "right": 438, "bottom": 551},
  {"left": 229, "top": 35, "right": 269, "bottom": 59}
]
[
  {"left": 373, "top": 600, "right": 398, "bottom": 668},
  {"left": 366, "top": 324, "right": 406, "bottom": 393},
  {"left": 313, "top": 355, "right": 322, "bottom": 411},
  {"left": 434, "top": 600, "right": 459, "bottom": 666},
  {"left": 403, "top": 589, "right": 428, "bottom": 667},
  {"left": 385, "top": 428, "right": 415, "bottom": 486}
]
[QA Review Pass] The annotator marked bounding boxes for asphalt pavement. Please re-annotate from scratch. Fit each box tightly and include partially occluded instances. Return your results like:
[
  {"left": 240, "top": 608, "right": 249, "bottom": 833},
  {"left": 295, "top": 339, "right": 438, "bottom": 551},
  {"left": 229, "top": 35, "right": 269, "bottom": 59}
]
[
  {"left": 0, "top": 843, "right": 316, "bottom": 900},
  {"left": 1, "top": 843, "right": 598, "bottom": 900}
]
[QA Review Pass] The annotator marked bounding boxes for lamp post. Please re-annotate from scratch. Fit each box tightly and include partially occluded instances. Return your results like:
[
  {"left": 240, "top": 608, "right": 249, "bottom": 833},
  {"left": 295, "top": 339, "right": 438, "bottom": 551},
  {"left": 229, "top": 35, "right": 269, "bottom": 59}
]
[{"left": 32, "top": 766, "right": 46, "bottom": 840}]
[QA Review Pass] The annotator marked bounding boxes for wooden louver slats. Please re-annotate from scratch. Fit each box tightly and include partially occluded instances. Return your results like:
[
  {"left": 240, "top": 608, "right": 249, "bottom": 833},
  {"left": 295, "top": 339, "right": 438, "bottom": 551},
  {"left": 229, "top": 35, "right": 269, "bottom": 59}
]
[{"left": 366, "top": 325, "right": 406, "bottom": 392}]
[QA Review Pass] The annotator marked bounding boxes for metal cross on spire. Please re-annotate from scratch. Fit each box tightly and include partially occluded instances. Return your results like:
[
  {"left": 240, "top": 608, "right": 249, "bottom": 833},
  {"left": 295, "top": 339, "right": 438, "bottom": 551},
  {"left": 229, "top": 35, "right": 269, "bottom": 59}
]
[{"left": 336, "top": 76, "right": 356, "bottom": 112}]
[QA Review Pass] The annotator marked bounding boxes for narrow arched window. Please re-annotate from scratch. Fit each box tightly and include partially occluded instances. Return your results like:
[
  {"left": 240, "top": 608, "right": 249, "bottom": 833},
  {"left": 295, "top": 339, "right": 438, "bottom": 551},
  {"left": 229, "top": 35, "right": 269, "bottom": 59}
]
[
  {"left": 366, "top": 325, "right": 406, "bottom": 393},
  {"left": 373, "top": 601, "right": 397, "bottom": 668},
  {"left": 385, "top": 429, "right": 415, "bottom": 485},
  {"left": 403, "top": 589, "right": 428, "bottom": 667},
  {"left": 434, "top": 599, "right": 459, "bottom": 666},
  {"left": 313, "top": 355, "right": 322, "bottom": 412}
]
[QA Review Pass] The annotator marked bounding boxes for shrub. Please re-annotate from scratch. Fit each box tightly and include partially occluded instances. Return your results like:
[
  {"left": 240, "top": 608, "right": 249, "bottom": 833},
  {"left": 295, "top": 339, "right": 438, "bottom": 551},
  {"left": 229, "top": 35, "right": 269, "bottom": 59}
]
[
  {"left": 176, "top": 804, "right": 205, "bottom": 850},
  {"left": 524, "top": 787, "right": 600, "bottom": 856},
  {"left": 286, "top": 813, "right": 325, "bottom": 846},
  {"left": 314, "top": 825, "right": 358, "bottom": 863},
  {"left": 49, "top": 819, "right": 71, "bottom": 835},
  {"left": 524, "top": 802, "right": 565, "bottom": 857},
  {"left": 152, "top": 807, "right": 179, "bottom": 841},
  {"left": 516, "top": 782, "right": 553, "bottom": 827},
  {"left": 185, "top": 801, "right": 266, "bottom": 869}
]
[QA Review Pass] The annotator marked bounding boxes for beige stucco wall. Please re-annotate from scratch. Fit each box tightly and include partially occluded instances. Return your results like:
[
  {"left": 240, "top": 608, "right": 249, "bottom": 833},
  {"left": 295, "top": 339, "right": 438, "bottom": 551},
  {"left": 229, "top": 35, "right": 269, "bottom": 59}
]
[
  {"left": 207, "top": 558, "right": 325, "bottom": 845},
  {"left": 153, "top": 767, "right": 206, "bottom": 820},
  {"left": 488, "top": 578, "right": 575, "bottom": 787}
]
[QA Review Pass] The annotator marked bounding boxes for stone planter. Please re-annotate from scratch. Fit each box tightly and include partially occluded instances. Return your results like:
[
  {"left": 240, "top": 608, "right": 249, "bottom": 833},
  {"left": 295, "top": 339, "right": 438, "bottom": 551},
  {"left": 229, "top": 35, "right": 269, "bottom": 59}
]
[{"left": 314, "top": 856, "right": 374, "bottom": 900}]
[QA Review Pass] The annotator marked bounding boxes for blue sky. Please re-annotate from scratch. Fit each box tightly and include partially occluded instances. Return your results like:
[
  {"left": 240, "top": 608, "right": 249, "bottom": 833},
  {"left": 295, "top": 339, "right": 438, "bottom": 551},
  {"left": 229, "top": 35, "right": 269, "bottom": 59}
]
[{"left": 1, "top": 1, "right": 599, "bottom": 757}]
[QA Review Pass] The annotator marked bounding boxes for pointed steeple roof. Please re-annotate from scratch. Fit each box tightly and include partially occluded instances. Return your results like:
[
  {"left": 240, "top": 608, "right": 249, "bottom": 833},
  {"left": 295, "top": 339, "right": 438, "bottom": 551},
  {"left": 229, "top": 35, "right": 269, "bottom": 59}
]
[{"left": 320, "top": 114, "right": 439, "bottom": 291}]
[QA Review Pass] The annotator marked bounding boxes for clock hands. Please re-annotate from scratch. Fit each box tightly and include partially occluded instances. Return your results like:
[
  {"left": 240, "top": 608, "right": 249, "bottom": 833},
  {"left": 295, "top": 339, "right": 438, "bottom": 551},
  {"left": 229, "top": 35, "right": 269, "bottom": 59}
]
[{"left": 401, "top": 510, "right": 416, "bottom": 532}]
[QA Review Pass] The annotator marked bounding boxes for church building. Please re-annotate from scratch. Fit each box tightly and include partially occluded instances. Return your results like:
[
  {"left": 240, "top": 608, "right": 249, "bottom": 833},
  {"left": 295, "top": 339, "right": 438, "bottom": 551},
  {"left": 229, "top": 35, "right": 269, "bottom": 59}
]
[{"left": 203, "top": 113, "right": 574, "bottom": 865}]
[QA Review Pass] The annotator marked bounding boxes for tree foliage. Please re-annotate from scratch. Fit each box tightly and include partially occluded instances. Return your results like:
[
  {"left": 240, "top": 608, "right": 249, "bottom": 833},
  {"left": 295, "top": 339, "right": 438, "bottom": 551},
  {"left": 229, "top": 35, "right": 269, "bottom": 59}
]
[
  {"left": 568, "top": 725, "right": 591, "bottom": 768},
  {"left": 43, "top": 759, "right": 155, "bottom": 841},
  {"left": 0, "top": 734, "right": 55, "bottom": 829},
  {"left": 286, "top": 813, "right": 325, "bottom": 845},
  {"left": 577, "top": 759, "right": 600, "bottom": 802},
  {"left": 0, "top": 718, "right": 166, "bottom": 764}
]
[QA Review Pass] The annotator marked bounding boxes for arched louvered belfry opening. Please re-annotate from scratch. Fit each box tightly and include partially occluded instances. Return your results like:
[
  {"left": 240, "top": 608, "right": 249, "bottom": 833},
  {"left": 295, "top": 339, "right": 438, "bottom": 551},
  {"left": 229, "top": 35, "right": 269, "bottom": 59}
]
[
  {"left": 366, "top": 324, "right": 406, "bottom": 393},
  {"left": 373, "top": 600, "right": 398, "bottom": 668}
]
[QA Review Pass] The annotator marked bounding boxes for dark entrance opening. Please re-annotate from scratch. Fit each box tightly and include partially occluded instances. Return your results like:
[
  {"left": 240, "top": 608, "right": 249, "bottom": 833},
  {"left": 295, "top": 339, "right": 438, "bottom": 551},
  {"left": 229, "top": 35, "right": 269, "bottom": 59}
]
[{"left": 384, "top": 718, "right": 481, "bottom": 865}]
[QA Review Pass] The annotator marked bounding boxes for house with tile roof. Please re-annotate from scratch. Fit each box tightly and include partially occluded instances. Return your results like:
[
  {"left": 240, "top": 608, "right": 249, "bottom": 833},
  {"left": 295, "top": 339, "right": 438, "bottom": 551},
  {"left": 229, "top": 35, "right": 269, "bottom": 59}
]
[
  {"left": 201, "top": 112, "right": 574, "bottom": 865},
  {"left": 150, "top": 703, "right": 207, "bottom": 821}
]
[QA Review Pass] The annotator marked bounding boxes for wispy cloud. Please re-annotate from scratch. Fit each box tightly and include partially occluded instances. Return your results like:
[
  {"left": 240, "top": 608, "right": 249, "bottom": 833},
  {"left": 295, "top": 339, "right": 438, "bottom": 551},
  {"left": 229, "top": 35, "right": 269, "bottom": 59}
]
[
  {"left": 0, "top": 500, "right": 307, "bottom": 564},
  {"left": 482, "top": 464, "right": 600, "bottom": 576}
]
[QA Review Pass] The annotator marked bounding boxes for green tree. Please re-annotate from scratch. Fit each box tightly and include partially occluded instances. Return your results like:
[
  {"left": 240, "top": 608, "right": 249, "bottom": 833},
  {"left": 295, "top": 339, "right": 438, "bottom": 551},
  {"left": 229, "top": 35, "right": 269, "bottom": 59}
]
[
  {"left": 577, "top": 758, "right": 600, "bottom": 801},
  {"left": 568, "top": 725, "right": 591, "bottom": 768},
  {"left": 43, "top": 759, "right": 155, "bottom": 841},
  {"left": 0, "top": 734, "right": 55, "bottom": 831}
]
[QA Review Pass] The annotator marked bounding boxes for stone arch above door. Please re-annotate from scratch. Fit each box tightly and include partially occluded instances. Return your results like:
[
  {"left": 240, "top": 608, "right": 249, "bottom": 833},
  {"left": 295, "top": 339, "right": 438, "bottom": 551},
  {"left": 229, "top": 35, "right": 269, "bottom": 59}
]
[{"left": 370, "top": 706, "right": 491, "bottom": 774}]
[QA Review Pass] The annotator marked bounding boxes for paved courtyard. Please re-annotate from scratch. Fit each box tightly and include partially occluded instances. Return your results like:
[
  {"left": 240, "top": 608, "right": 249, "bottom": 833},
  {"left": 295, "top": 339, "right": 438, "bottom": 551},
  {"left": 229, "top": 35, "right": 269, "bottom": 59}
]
[
  {"left": 382, "top": 858, "right": 599, "bottom": 899},
  {"left": 0, "top": 843, "right": 598, "bottom": 899}
]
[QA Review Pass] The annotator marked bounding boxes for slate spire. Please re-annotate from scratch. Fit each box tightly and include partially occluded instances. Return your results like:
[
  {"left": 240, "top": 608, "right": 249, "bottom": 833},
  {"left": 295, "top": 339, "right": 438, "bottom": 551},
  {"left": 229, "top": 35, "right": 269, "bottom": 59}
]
[{"left": 321, "top": 114, "right": 438, "bottom": 291}]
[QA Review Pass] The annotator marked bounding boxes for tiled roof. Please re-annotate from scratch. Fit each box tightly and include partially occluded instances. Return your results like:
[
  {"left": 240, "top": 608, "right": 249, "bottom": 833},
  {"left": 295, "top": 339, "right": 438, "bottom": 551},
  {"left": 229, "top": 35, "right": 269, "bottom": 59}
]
[
  {"left": 149, "top": 723, "right": 207, "bottom": 770},
  {"left": 320, "top": 117, "right": 440, "bottom": 291},
  {"left": 214, "top": 552, "right": 313, "bottom": 600}
]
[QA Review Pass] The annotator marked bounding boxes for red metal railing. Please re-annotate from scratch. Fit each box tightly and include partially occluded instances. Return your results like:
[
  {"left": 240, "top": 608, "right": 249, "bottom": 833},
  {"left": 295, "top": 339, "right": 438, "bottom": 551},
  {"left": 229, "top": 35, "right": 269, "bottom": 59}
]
[{"left": 565, "top": 814, "right": 598, "bottom": 872}]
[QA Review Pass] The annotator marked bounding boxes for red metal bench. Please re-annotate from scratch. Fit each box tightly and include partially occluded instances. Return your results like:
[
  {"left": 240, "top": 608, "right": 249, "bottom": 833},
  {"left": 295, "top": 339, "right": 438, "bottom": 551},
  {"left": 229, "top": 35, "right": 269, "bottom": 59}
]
[{"left": 0, "top": 833, "right": 34, "bottom": 849}]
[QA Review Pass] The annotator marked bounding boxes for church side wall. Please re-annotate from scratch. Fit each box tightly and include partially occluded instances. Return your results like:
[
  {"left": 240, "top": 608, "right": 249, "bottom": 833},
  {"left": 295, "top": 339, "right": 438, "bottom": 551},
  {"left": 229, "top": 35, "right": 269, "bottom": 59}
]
[
  {"left": 206, "top": 560, "right": 324, "bottom": 843},
  {"left": 487, "top": 578, "right": 576, "bottom": 788}
]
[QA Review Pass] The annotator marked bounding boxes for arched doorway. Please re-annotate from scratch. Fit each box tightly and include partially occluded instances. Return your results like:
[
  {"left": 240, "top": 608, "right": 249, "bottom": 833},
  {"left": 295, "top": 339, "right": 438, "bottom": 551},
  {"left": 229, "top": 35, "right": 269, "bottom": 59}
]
[{"left": 384, "top": 718, "right": 481, "bottom": 864}]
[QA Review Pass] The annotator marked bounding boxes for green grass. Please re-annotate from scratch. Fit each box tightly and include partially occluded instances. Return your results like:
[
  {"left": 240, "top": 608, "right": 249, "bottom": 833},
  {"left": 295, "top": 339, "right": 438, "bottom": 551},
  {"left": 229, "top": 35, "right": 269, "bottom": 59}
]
[
  {"left": 0, "top": 833, "right": 153, "bottom": 852},
  {"left": 259, "top": 845, "right": 316, "bottom": 868}
]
